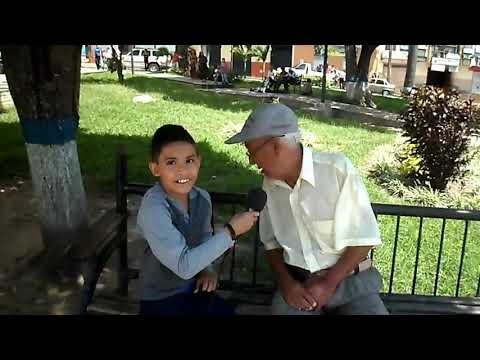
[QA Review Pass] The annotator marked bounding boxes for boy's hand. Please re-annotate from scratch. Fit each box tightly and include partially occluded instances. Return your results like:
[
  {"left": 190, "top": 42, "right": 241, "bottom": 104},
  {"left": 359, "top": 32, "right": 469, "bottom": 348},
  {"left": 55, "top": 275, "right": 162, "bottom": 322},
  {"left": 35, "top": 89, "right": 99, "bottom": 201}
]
[
  {"left": 194, "top": 270, "right": 218, "bottom": 293},
  {"left": 229, "top": 210, "right": 260, "bottom": 237}
]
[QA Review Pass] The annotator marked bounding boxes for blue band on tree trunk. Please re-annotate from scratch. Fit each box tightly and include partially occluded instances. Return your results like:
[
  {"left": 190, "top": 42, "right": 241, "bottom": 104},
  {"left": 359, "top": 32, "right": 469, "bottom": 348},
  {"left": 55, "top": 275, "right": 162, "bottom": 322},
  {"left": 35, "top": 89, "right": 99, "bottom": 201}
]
[{"left": 21, "top": 117, "right": 79, "bottom": 145}]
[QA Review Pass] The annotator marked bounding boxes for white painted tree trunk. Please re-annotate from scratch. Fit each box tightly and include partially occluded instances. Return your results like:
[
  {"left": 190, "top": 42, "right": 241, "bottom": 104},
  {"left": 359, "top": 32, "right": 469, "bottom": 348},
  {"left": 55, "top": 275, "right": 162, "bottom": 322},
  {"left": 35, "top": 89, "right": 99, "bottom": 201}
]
[
  {"left": 26, "top": 140, "right": 88, "bottom": 256},
  {"left": 346, "top": 81, "right": 367, "bottom": 102},
  {"left": 346, "top": 81, "right": 376, "bottom": 108}
]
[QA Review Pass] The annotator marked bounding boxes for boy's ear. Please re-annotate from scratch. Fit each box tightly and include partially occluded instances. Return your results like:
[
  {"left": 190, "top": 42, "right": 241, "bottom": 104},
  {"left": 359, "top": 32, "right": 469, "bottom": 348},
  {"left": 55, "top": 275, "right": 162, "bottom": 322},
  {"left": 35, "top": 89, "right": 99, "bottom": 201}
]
[{"left": 149, "top": 161, "right": 160, "bottom": 177}]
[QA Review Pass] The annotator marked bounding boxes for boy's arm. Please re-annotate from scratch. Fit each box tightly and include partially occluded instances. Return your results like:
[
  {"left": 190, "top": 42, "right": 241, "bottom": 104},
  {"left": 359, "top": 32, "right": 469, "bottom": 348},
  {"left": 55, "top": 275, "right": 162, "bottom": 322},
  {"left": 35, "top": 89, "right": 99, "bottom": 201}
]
[
  {"left": 197, "top": 197, "right": 218, "bottom": 274},
  {"left": 138, "top": 198, "right": 234, "bottom": 280}
]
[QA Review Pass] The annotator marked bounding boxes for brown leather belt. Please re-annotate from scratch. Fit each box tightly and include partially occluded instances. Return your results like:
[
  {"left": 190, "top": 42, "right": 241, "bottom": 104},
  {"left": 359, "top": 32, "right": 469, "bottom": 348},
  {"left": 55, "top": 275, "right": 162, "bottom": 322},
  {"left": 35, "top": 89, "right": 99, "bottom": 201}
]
[{"left": 286, "top": 259, "right": 373, "bottom": 283}]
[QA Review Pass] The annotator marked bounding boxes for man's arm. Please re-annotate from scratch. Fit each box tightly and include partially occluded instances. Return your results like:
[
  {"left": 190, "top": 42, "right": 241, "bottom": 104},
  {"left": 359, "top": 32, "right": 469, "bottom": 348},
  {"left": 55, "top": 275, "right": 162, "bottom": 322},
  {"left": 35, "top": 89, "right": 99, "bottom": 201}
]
[
  {"left": 265, "top": 249, "right": 294, "bottom": 287},
  {"left": 323, "top": 245, "right": 372, "bottom": 288}
]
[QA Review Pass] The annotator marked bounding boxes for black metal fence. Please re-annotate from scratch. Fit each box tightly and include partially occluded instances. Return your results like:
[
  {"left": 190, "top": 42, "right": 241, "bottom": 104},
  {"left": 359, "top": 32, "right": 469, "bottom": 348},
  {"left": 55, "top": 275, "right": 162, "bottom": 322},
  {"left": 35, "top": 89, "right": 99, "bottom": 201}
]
[{"left": 114, "top": 150, "right": 480, "bottom": 301}]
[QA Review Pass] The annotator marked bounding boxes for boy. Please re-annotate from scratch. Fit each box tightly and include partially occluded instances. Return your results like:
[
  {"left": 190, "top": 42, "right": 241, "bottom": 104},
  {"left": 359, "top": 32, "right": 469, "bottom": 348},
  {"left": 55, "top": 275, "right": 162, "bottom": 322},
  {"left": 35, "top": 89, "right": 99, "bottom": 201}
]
[{"left": 137, "top": 124, "right": 259, "bottom": 315}]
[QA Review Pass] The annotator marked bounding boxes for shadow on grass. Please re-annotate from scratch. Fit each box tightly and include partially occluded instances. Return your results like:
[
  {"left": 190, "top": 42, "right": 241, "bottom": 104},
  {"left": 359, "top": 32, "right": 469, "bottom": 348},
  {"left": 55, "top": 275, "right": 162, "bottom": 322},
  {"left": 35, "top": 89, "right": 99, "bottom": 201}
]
[
  {"left": 0, "top": 120, "right": 270, "bottom": 287},
  {"left": 122, "top": 76, "right": 264, "bottom": 113},
  {"left": 129, "top": 77, "right": 397, "bottom": 134},
  {"left": 1, "top": 121, "right": 478, "bottom": 296},
  {"left": 0, "top": 120, "right": 263, "bottom": 194},
  {"left": 80, "top": 73, "right": 400, "bottom": 135}
]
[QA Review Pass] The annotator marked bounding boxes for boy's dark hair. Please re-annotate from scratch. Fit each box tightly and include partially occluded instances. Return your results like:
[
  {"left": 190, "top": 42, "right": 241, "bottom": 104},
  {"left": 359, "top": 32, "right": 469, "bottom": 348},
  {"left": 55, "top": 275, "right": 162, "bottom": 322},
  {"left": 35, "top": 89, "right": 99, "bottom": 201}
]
[{"left": 151, "top": 124, "right": 197, "bottom": 162}]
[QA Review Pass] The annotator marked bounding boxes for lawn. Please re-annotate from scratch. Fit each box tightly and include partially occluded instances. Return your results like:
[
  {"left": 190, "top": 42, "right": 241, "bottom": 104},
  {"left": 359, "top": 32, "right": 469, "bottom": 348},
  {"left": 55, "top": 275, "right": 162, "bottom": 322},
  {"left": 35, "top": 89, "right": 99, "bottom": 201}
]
[
  {"left": 235, "top": 78, "right": 409, "bottom": 114},
  {"left": 0, "top": 72, "right": 477, "bottom": 297}
]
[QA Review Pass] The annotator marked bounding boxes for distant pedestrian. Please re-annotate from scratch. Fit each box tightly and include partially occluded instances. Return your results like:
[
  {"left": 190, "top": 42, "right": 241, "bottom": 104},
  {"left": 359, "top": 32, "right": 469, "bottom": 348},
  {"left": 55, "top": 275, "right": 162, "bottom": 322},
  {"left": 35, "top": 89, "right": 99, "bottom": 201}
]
[
  {"left": 95, "top": 46, "right": 102, "bottom": 70},
  {"left": 143, "top": 49, "right": 150, "bottom": 71}
]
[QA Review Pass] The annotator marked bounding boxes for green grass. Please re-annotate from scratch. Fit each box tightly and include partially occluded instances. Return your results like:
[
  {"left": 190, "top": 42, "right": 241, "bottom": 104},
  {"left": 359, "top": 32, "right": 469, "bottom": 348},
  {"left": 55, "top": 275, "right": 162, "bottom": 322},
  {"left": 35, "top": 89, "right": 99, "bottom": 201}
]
[{"left": 0, "top": 72, "right": 477, "bottom": 297}]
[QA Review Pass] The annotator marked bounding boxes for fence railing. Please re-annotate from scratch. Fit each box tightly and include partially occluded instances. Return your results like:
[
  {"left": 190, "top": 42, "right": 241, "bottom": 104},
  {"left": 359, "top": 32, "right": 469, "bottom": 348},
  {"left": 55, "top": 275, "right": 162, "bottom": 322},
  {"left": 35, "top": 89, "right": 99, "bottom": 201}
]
[{"left": 115, "top": 150, "right": 480, "bottom": 301}]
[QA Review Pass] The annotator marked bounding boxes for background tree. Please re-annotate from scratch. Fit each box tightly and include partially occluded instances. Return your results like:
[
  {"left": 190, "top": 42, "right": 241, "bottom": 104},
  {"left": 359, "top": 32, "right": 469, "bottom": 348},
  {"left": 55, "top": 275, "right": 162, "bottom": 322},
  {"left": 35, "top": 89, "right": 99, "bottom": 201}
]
[
  {"left": 403, "top": 45, "right": 418, "bottom": 93},
  {"left": 252, "top": 45, "right": 270, "bottom": 80},
  {"left": 0, "top": 45, "right": 90, "bottom": 313},
  {"left": 232, "top": 45, "right": 254, "bottom": 78},
  {"left": 344, "top": 44, "right": 379, "bottom": 107}
]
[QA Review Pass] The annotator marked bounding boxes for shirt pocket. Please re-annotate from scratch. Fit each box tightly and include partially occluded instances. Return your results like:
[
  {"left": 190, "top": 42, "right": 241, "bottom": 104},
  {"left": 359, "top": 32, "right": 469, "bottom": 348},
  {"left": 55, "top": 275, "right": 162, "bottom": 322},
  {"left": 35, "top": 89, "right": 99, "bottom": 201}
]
[{"left": 305, "top": 219, "right": 337, "bottom": 253}]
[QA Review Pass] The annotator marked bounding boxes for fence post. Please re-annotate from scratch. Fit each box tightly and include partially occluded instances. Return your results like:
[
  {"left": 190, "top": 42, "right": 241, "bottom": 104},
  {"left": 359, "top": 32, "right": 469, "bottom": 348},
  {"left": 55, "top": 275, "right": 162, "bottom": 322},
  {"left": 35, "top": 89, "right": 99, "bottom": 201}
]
[{"left": 116, "top": 144, "right": 129, "bottom": 296}]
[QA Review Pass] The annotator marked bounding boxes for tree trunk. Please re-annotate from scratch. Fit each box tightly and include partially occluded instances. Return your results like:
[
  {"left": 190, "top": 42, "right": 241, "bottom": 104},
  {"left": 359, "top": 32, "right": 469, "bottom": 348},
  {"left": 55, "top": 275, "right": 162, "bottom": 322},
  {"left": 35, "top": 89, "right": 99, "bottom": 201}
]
[
  {"left": 0, "top": 46, "right": 89, "bottom": 314},
  {"left": 118, "top": 48, "right": 124, "bottom": 83},
  {"left": 321, "top": 45, "right": 328, "bottom": 103},
  {"left": 387, "top": 46, "right": 392, "bottom": 82},
  {"left": 110, "top": 46, "right": 124, "bottom": 84},
  {"left": 345, "top": 45, "right": 378, "bottom": 107},
  {"left": 404, "top": 45, "right": 417, "bottom": 90},
  {"left": 345, "top": 45, "right": 357, "bottom": 82}
]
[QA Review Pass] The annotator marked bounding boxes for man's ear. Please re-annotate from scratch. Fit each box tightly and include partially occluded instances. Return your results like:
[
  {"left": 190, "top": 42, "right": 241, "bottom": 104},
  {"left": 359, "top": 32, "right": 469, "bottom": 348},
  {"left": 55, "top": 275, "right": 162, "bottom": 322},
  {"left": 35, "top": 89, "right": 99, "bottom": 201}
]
[
  {"left": 272, "top": 138, "right": 282, "bottom": 157},
  {"left": 149, "top": 161, "right": 160, "bottom": 177}
]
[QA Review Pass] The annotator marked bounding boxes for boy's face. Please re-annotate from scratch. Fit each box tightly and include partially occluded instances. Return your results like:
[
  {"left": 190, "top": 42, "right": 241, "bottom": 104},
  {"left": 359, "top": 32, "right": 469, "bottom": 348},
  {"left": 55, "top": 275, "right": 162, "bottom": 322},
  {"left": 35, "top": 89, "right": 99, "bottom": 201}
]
[{"left": 149, "top": 141, "right": 201, "bottom": 201}]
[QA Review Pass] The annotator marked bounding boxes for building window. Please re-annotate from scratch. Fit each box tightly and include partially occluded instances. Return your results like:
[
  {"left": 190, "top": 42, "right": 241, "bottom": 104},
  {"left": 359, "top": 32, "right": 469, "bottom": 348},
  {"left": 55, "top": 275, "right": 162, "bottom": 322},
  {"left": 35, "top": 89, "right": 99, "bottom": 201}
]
[
  {"left": 400, "top": 45, "right": 409, "bottom": 52},
  {"left": 417, "top": 48, "right": 427, "bottom": 62},
  {"left": 385, "top": 45, "right": 395, "bottom": 51}
]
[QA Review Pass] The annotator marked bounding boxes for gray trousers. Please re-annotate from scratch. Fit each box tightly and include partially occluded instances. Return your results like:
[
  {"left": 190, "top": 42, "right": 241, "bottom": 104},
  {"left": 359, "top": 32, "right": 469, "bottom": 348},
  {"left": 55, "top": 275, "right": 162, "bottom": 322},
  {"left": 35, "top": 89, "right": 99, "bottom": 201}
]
[{"left": 271, "top": 267, "right": 389, "bottom": 315}]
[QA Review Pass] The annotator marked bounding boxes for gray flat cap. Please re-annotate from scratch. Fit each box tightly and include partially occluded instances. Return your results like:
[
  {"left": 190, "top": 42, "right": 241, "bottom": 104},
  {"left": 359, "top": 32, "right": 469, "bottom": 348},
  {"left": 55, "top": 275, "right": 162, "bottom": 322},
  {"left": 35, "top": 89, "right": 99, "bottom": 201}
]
[{"left": 225, "top": 103, "right": 299, "bottom": 144}]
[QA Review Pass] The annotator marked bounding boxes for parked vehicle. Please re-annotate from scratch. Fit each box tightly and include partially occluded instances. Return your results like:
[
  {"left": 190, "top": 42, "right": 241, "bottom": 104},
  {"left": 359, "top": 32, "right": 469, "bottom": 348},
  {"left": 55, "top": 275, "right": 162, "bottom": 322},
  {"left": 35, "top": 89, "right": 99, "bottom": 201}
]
[
  {"left": 368, "top": 77, "right": 396, "bottom": 96},
  {"left": 121, "top": 48, "right": 170, "bottom": 72},
  {"left": 289, "top": 62, "right": 323, "bottom": 77},
  {"left": 289, "top": 63, "right": 346, "bottom": 87}
]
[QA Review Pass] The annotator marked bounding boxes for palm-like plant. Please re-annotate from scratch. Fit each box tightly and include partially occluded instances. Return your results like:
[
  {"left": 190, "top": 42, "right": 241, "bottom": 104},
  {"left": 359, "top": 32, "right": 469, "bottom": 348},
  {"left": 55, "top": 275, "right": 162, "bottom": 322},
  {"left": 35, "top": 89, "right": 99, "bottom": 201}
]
[
  {"left": 252, "top": 45, "right": 270, "bottom": 80},
  {"left": 232, "top": 45, "right": 254, "bottom": 78}
]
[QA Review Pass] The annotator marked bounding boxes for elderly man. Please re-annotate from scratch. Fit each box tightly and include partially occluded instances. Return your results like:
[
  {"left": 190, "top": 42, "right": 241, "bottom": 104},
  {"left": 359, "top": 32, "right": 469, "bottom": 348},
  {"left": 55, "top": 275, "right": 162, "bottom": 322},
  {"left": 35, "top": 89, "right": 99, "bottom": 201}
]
[{"left": 225, "top": 103, "right": 389, "bottom": 315}]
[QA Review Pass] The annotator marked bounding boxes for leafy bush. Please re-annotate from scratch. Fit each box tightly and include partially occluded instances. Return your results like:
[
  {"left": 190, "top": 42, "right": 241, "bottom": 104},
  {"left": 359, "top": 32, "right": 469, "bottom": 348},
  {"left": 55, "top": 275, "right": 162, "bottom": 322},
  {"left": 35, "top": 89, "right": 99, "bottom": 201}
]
[
  {"left": 396, "top": 143, "right": 421, "bottom": 180},
  {"left": 367, "top": 140, "right": 480, "bottom": 209},
  {"left": 400, "top": 86, "right": 479, "bottom": 190}
]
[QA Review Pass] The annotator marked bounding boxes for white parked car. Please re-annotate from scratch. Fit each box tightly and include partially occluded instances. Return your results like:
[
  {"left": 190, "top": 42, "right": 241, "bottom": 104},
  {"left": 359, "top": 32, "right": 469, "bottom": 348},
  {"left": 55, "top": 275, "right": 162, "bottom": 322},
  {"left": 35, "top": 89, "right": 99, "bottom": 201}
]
[
  {"left": 121, "top": 48, "right": 170, "bottom": 72},
  {"left": 368, "top": 78, "right": 396, "bottom": 96}
]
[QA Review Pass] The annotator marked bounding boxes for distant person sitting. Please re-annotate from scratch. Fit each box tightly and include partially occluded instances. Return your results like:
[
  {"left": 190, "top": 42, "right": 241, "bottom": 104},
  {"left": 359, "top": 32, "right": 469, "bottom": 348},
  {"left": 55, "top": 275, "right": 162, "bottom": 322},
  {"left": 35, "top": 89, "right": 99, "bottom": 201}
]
[
  {"left": 274, "top": 67, "right": 290, "bottom": 93},
  {"left": 301, "top": 78, "right": 313, "bottom": 96},
  {"left": 219, "top": 58, "right": 230, "bottom": 87}
]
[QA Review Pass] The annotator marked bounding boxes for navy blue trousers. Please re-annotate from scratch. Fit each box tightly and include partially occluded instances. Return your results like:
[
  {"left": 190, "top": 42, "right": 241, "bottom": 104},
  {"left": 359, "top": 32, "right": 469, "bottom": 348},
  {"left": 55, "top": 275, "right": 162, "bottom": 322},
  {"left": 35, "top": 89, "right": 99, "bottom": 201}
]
[{"left": 139, "top": 291, "right": 236, "bottom": 316}]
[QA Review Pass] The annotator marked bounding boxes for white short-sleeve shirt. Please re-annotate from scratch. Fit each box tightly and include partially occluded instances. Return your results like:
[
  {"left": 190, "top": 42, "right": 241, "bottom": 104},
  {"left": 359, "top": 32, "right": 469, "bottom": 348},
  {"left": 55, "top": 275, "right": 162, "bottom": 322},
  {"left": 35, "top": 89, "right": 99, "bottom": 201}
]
[{"left": 259, "top": 146, "right": 382, "bottom": 273}]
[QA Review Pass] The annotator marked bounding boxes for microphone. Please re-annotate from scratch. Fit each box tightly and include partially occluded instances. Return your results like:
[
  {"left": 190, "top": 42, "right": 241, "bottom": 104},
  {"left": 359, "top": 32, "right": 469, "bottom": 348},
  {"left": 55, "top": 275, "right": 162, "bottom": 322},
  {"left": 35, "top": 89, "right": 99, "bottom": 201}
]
[{"left": 246, "top": 188, "right": 267, "bottom": 212}]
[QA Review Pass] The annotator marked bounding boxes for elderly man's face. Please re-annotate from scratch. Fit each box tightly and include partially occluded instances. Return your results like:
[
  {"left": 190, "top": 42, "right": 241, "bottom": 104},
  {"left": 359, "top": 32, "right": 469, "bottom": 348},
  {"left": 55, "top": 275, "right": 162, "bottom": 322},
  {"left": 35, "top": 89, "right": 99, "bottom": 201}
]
[{"left": 245, "top": 137, "right": 282, "bottom": 178}]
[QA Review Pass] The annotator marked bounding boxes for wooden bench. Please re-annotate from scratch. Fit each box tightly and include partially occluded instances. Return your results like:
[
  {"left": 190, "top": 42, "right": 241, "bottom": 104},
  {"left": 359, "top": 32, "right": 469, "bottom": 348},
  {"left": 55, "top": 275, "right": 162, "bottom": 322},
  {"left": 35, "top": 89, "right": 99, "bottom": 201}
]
[{"left": 85, "top": 147, "right": 480, "bottom": 315}]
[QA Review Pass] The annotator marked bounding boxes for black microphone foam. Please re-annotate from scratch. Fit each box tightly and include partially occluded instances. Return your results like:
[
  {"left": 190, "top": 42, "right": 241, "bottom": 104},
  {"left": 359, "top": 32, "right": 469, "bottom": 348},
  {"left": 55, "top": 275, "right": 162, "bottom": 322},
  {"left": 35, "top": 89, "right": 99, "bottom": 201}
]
[{"left": 246, "top": 188, "right": 267, "bottom": 212}]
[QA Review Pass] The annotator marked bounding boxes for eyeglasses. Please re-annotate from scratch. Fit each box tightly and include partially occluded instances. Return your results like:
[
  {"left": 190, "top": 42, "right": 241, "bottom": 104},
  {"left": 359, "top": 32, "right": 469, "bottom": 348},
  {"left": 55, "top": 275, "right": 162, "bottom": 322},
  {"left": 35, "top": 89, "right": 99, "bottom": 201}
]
[{"left": 246, "top": 136, "right": 283, "bottom": 160}]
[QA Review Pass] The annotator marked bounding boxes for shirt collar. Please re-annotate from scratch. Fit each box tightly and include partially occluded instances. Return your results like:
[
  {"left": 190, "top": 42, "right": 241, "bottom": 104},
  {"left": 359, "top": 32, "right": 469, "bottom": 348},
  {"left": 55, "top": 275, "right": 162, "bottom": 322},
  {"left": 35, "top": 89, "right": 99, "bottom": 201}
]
[{"left": 300, "top": 146, "right": 316, "bottom": 187}]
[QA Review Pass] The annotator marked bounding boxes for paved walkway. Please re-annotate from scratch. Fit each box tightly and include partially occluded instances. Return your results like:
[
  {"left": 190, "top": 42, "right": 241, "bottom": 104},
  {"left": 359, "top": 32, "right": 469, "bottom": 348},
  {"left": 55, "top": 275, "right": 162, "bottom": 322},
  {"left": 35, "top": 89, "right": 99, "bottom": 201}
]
[{"left": 199, "top": 87, "right": 403, "bottom": 131}]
